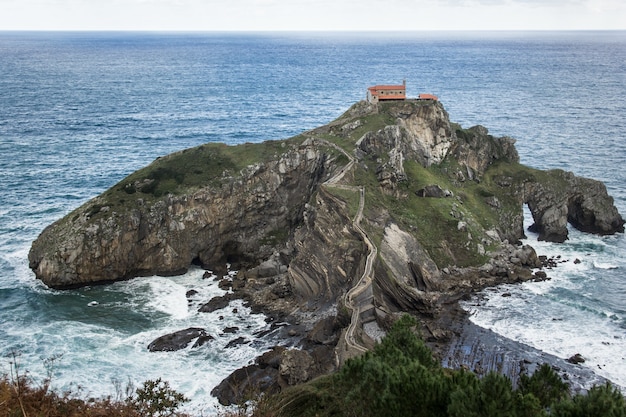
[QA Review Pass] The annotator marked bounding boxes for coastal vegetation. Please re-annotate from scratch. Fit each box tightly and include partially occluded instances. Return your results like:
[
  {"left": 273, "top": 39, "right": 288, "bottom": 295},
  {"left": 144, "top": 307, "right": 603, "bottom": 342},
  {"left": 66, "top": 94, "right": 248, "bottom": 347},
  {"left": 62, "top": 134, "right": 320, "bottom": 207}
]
[
  {"left": 0, "top": 368, "right": 189, "bottom": 417},
  {"left": 102, "top": 138, "right": 308, "bottom": 209}
]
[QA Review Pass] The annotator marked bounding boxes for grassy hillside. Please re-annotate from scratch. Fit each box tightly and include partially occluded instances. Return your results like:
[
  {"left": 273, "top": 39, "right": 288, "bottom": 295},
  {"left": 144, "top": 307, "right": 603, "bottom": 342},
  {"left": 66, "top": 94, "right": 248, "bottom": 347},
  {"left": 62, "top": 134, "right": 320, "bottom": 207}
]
[
  {"left": 319, "top": 104, "right": 536, "bottom": 268},
  {"left": 67, "top": 135, "right": 311, "bottom": 224}
]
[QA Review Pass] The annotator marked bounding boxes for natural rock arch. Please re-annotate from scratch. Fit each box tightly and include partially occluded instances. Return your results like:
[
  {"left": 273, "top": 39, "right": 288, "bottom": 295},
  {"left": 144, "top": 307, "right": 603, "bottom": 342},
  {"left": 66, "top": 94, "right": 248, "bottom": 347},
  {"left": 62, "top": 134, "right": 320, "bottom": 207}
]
[{"left": 524, "top": 171, "right": 624, "bottom": 242}]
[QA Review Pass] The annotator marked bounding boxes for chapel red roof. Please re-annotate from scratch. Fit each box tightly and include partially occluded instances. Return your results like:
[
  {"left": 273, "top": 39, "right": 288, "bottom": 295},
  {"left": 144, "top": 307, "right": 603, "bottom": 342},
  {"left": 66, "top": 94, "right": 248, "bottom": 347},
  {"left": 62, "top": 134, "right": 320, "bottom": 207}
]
[
  {"left": 368, "top": 85, "right": 406, "bottom": 91},
  {"left": 418, "top": 93, "right": 439, "bottom": 101}
]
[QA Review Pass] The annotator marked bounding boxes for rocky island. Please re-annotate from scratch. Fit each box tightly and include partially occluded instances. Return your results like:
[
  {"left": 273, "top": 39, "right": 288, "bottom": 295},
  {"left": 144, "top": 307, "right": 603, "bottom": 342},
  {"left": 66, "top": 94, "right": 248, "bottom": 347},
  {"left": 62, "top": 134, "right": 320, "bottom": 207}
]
[{"left": 29, "top": 100, "right": 624, "bottom": 404}]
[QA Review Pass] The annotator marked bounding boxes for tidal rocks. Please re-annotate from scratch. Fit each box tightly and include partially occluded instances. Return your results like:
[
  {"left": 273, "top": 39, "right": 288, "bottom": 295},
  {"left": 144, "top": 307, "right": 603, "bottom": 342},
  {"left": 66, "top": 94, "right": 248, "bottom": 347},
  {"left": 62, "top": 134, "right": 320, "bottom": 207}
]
[
  {"left": 444, "top": 320, "right": 606, "bottom": 393},
  {"left": 225, "top": 337, "right": 250, "bottom": 349},
  {"left": 147, "top": 327, "right": 211, "bottom": 352},
  {"left": 198, "top": 293, "right": 236, "bottom": 313},
  {"left": 193, "top": 334, "right": 216, "bottom": 348},
  {"left": 567, "top": 353, "right": 586, "bottom": 365},
  {"left": 222, "top": 326, "right": 239, "bottom": 334}
]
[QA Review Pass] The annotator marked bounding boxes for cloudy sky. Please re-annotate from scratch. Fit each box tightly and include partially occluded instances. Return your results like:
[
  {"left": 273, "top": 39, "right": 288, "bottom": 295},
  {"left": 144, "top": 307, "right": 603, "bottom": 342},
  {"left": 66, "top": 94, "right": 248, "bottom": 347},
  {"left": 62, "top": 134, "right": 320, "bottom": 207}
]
[{"left": 1, "top": 0, "right": 624, "bottom": 31}]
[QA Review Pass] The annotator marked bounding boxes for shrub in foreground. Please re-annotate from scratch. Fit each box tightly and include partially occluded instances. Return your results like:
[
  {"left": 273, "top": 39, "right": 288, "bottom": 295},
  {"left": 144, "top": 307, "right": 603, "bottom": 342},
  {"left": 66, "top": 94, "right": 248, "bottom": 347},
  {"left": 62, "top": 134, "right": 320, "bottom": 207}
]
[{"left": 0, "top": 373, "right": 189, "bottom": 417}]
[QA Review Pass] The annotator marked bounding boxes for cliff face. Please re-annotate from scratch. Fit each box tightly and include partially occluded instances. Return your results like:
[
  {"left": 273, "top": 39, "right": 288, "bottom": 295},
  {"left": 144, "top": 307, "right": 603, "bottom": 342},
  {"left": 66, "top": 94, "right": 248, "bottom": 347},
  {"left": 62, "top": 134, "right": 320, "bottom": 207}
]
[
  {"left": 29, "top": 140, "right": 330, "bottom": 288},
  {"left": 357, "top": 100, "right": 455, "bottom": 169},
  {"left": 287, "top": 187, "right": 367, "bottom": 304}
]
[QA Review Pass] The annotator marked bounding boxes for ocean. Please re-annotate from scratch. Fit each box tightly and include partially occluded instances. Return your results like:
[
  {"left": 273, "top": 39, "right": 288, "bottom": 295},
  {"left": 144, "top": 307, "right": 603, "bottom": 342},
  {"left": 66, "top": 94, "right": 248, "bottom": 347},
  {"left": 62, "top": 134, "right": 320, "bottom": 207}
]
[{"left": 1, "top": 31, "right": 625, "bottom": 414}]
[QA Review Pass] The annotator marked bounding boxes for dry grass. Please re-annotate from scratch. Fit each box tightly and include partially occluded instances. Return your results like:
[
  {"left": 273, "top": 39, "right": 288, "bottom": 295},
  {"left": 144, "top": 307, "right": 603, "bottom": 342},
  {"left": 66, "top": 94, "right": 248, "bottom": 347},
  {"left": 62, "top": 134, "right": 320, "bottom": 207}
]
[
  {"left": 0, "top": 366, "right": 189, "bottom": 417},
  {"left": 0, "top": 374, "right": 134, "bottom": 417}
]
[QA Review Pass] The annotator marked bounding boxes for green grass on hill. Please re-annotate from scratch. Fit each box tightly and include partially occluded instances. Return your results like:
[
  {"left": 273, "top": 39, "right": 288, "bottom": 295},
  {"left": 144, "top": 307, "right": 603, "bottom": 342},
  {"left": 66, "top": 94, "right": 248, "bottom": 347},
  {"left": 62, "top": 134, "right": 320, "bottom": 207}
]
[
  {"left": 113, "top": 137, "right": 306, "bottom": 200},
  {"left": 72, "top": 136, "right": 309, "bottom": 223}
]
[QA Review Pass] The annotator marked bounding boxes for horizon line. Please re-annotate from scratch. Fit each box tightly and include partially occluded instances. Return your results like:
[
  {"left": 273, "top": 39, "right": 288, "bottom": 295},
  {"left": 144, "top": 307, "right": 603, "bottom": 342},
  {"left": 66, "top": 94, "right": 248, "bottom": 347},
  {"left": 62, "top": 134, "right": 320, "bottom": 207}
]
[{"left": 1, "top": 29, "right": 625, "bottom": 34}]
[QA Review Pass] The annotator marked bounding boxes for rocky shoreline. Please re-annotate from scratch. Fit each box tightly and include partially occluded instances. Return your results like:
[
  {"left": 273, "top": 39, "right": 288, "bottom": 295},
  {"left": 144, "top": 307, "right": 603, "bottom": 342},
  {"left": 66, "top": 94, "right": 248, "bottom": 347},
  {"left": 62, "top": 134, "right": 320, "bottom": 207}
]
[
  {"left": 442, "top": 314, "right": 614, "bottom": 395},
  {"left": 143, "top": 256, "right": 620, "bottom": 406},
  {"left": 148, "top": 248, "right": 591, "bottom": 405}
]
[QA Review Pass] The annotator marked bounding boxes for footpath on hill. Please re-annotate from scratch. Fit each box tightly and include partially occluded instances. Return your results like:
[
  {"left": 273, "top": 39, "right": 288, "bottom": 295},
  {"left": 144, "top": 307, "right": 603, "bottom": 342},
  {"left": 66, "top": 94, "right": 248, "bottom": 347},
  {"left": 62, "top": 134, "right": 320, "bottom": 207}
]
[
  {"left": 311, "top": 136, "right": 377, "bottom": 358},
  {"left": 308, "top": 135, "right": 614, "bottom": 390}
]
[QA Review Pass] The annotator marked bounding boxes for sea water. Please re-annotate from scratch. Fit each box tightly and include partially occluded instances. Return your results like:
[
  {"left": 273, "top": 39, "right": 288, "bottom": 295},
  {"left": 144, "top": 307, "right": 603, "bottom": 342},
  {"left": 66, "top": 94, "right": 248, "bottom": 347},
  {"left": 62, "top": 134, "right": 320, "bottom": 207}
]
[{"left": 1, "top": 31, "right": 625, "bottom": 413}]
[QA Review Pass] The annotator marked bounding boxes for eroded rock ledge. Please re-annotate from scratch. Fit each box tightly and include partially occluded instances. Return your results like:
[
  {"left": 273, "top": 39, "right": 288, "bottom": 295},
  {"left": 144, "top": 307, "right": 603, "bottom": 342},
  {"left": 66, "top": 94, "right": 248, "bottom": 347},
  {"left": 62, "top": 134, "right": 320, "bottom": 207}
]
[{"left": 28, "top": 99, "right": 624, "bottom": 404}]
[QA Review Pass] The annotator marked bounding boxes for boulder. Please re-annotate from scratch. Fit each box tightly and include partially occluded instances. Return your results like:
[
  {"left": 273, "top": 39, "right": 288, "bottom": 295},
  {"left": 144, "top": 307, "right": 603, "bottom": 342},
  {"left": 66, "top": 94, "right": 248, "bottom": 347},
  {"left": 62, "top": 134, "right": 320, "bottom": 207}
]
[
  {"left": 198, "top": 293, "right": 236, "bottom": 313},
  {"left": 567, "top": 353, "right": 586, "bottom": 364},
  {"left": 416, "top": 184, "right": 451, "bottom": 198},
  {"left": 485, "top": 196, "right": 501, "bottom": 208},
  {"left": 257, "top": 346, "right": 287, "bottom": 369},
  {"left": 305, "top": 316, "right": 340, "bottom": 346},
  {"left": 513, "top": 245, "right": 541, "bottom": 268},
  {"left": 222, "top": 326, "right": 239, "bottom": 334},
  {"left": 148, "top": 328, "right": 208, "bottom": 352},
  {"left": 192, "top": 334, "right": 215, "bottom": 348},
  {"left": 225, "top": 337, "right": 250, "bottom": 349},
  {"left": 211, "top": 347, "right": 286, "bottom": 406},
  {"left": 217, "top": 279, "right": 232, "bottom": 290},
  {"left": 211, "top": 363, "right": 279, "bottom": 406},
  {"left": 279, "top": 349, "right": 315, "bottom": 386}
]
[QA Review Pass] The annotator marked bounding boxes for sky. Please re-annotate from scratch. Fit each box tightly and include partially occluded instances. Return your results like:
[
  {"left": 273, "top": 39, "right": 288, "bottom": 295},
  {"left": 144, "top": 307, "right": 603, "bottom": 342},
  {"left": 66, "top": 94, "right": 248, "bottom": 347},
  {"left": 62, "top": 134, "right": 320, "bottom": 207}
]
[{"left": 0, "top": 0, "right": 624, "bottom": 31}]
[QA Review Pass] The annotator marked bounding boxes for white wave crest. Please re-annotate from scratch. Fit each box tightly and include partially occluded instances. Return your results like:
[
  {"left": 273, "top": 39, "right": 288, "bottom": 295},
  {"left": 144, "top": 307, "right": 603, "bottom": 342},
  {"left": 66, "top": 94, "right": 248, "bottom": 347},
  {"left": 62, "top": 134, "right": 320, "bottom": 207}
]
[
  {"left": 593, "top": 261, "right": 619, "bottom": 270},
  {"left": 146, "top": 278, "right": 191, "bottom": 320}
]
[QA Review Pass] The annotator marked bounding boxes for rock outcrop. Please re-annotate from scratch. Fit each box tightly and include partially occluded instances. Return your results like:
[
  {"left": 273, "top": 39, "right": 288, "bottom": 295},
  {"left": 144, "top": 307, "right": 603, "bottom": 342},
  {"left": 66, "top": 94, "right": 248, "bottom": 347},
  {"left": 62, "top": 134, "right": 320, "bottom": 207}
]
[
  {"left": 147, "top": 327, "right": 212, "bottom": 352},
  {"left": 452, "top": 125, "right": 519, "bottom": 181},
  {"left": 287, "top": 187, "right": 367, "bottom": 304},
  {"left": 27, "top": 99, "right": 624, "bottom": 404},
  {"left": 356, "top": 101, "right": 455, "bottom": 194},
  {"left": 524, "top": 170, "right": 624, "bottom": 242},
  {"left": 29, "top": 140, "right": 329, "bottom": 288}
]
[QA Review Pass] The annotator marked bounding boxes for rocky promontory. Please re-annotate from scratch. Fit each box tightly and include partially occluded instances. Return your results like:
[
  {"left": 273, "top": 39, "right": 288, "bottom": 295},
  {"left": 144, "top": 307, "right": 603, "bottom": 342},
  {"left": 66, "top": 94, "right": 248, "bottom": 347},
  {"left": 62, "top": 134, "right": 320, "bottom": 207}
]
[{"left": 28, "top": 99, "right": 624, "bottom": 404}]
